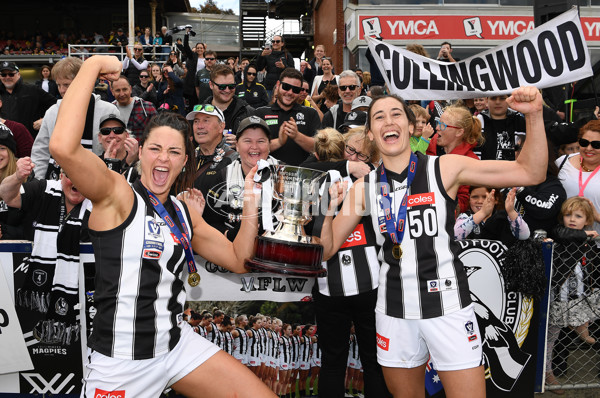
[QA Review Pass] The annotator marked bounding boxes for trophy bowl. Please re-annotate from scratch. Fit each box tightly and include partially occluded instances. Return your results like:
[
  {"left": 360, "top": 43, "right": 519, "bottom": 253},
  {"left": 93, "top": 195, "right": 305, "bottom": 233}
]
[{"left": 245, "top": 165, "right": 328, "bottom": 277}]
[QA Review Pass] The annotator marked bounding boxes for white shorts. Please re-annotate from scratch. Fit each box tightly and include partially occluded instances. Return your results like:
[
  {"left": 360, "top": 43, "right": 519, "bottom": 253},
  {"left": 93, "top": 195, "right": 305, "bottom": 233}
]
[
  {"left": 269, "top": 356, "right": 278, "bottom": 368},
  {"left": 279, "top": 360, "right": 290, "bottom": 371},
  {"left": 299, "top": 360, "right": 310, "bottom": 370},
  {"left": 347, "top": 357, "right": 360, "bottom": 370},
  {"left": 233, "top": 351, "right": 248, "bottom": 365},
  {"left": 81, "top": 323, "right": 220, "bottom": 398},
  {"left": 248, "top": 355, "right": 261, "bottom": 367},
  {"left": 376, "top": 304, "right": 483, "bottom": 371},
  {"left": 310, "top": 357, "right": 321, "bottom": 367}
]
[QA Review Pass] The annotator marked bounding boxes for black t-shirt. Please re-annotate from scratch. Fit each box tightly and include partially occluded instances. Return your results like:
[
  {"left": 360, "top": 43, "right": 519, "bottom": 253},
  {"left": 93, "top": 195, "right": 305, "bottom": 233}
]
[{"left": 254, "top": 102, "right": 321, "bottom": 166}]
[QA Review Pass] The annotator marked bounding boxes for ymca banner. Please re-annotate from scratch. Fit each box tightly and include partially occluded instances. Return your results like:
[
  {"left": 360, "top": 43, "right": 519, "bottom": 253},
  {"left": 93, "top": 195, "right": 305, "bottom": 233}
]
[{"left": 366, "top": 8, "right": 593, "bottom": 100}]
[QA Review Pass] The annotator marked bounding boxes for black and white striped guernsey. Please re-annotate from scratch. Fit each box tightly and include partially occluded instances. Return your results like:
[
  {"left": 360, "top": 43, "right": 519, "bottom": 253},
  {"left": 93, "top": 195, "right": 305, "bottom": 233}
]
[
  {"left": 365, "top": 153, "right": 471, "bottom": 319},
  {"left": 279, "top": 335, "right": 292, "bottom": 364},
  {"left": 233, "top": 326, "right": 249, "bottom": 357},
  {"left": 87, "top": 180, "right": 193, "bottom": 360}
]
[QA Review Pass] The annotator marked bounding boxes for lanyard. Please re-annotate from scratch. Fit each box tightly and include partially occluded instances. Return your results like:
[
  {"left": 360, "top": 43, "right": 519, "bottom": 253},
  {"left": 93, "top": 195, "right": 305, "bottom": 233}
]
[
  {"left": 578, "top": 159, "right": 600, "bottom": 197},
  {"left": 146, "top": 189, "right": 197, "bottom": 275},
  {"left": 378, "top": 152, "right": 418, "bottom": 246}
]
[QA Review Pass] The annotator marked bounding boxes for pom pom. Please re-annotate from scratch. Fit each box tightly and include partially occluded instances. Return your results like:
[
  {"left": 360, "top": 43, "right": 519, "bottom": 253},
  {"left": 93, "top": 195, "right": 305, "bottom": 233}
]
[{"left": 501, "top": 239, "right": 547, "bottom": 300}]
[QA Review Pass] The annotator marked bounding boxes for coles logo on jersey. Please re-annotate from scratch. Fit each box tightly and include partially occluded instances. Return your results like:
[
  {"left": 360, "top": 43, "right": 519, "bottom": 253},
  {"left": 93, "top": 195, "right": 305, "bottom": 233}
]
[
  {"left": 376, "top": 333, "right": 390, "bottom": 351},
  {"left": 341, "top": 224, "right": 366, "bottom": 248},
  {"left": 407, "top": 192, "right": 435, "bottom": 207},
  {"left": 94, "top": 389, "right": 125, "bottom": 398},
  {"left": 264, "top": 115, "right": 278, "bottom": 126}
]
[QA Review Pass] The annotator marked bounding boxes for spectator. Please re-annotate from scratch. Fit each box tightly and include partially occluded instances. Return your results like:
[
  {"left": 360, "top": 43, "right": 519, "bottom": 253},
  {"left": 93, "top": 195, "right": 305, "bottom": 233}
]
[
  {"left": 303, "top": 44, "right": 327, "bottom": 89},
  {"left": 157, "top": 65, "right": 185, "bottom": 115},
  {"left": 164, "top": 50, "right": 185, "bottom": 78},
  {"left": 310, "top": 57, "right": 337, "bottom": 106},
  {"left": 408, "top": 104, "right": 434, "bottom": 154},
  {"left": 96, "top": 113, "right": 139, "bottom": 175},
  {"left": 195, "top": 50, "right": 217, "bottom": 105},
  {"left": 437, "top": 41, "right": 459, "bottom": 62},
  {"left": 322, "top": 70, "right": 361, "bottom": 131},
  {"left": 226, "top": 57, "right": 237, "bottom": 72},
  {"left": 257, "top": 35, "right": 295, "bottom": 96},
  {"left": 110, "top": 27, "right": 127, "bottom": 47},
  {"left": 150, "top": 63, "right": 163, "bottom": 85},
  {"left": 35, "top": 65, "right": 59, "bottom": 99},
  {"left": 138, "top": 26, "right": 152, "bottom": 53},
  {"left": 556, "top": 119, "right": 600, "bottom": 235},
  {"left": 0, "top": 61, "right": 57, "bottom": 139},
  {"left": 110, "top": 75, "right": 157, "bottom": 142},
  {"left": 131, "top": 70, "right": 157, "bottom": 107},
  {"left": 0, "top": 125, "right": 27, "bottom": 239},
  {"left": 32, "top": 57, "right": 119, "bottom": 179},
  {"left": 254, "top": 68, "right": 321, "bottom": 166},
  {"left": 160, "top": 26, "right": 173, "bottom": 60},
  {"left": 205, "top": 65, "right": 254, "bottom": 134},
  {"left": 122, "top": 44, "right": 149, "bottom": 87},
  {"left": 475, "top": 94, "right": 526, "bottom": 160},
  {"left": 0, "top": 99, "right": 33, "bottom": 158},
  {"left": 235, "top": 58, "right": 250, "bottom": 84},
  {"left": 180, "top": 28, "right": 206, "bottom": 111},
  {"left": 427, "top": 105, "right": 483, "bottom": 212},
  {"left": 235, "top": 63, "right": 269, "bottom": 109},
  {"left": 473, "top": 97, "right": 488, "bottom": 115},
  {"left": 187, "top": 104, "right": 237, "bottom": 193}
]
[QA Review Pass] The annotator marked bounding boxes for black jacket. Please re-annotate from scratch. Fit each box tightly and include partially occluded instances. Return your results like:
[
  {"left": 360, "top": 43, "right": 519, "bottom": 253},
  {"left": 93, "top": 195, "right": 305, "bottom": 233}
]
[
  {"left": 181, "top": 33, "right": 200, "bottom": 99},
  {"left": 515, "top": 175, "right": 566, "bottom": 233},
  {"left": 205, "top": 95, "right": 255, "bottom": 133},
  {"left": 34, "top": 79, "right": 59, "bottom": 99},
  {"left": 0, "top": 79, "right": 57, "bottom": 138},
  {"left": 256, "top": 50, "right": 295, "bottom": 91},
  {"left": 235, "top": 67, "right": 269, "bottom": 109}
]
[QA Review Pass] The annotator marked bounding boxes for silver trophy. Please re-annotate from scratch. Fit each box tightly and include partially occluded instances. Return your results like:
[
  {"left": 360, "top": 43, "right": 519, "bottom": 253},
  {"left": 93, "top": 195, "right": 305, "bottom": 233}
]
[{"left": 245, "top": 165, "right": 328, "bottom": 277}]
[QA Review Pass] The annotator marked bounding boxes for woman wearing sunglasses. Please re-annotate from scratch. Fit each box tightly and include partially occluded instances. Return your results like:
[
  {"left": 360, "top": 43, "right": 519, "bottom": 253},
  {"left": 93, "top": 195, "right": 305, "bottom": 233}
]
[
  {"left": 557, "top": 119, "right": 600, "bottom": 235},
  {"left": 235, "top": 63, "right": 269, "bottom": 108},
  {"left": 157, "top": 65, "right": 185, "bottom": 115},
  {"left": 257, "top": 35, "right": 295, "bottom": 97},
  {"left": 47, "top": 55, "right": 274, "bottom": 398}
]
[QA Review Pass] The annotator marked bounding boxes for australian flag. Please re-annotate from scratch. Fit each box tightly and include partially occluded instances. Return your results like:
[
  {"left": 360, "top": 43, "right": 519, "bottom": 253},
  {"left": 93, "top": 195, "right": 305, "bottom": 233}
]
[{"left": 425, "top": 357, "right": 444, "bottom": 397}]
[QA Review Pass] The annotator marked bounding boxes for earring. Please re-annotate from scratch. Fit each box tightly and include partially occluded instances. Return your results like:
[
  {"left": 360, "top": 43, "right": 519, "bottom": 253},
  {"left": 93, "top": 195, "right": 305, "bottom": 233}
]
[{"left": 181, "top": 166, "right": 186, "bottom": 174}]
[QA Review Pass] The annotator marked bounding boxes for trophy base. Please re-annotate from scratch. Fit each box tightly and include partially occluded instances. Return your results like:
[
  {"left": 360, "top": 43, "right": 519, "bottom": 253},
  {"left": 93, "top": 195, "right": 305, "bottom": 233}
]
[{"left": 245, "top": 236, "right": 327, "bottom": 277}]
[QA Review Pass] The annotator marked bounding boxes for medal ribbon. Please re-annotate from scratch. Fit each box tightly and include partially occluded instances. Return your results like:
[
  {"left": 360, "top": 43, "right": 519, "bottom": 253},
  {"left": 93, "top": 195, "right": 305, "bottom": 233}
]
[
  {"left": 378, "top": 152, "right": 418, "bottom": 246},
  {"left": 578, "top": 159, "right": 600, "bottom": 197},
  {"left": 146, "top": 189, "right": 197, "bottom": 275}
]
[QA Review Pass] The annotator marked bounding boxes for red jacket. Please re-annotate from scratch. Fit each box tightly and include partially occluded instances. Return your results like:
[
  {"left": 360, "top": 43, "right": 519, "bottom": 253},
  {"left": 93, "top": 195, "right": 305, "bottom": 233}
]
[{"left": 427, "top": 135, "right": 479, "bottom": 214}]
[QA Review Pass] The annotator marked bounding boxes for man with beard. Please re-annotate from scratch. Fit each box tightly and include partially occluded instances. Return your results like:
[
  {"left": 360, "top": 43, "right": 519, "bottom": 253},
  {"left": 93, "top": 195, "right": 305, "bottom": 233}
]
[
  {"left": 254, "top": 68, "right": 321, "bottom": 166},
  {"left": 322, "top": 70, "right": 361, "bottom": 131},
  {"left": 111, "top": 75, "right": 157, "bottom": 142}
]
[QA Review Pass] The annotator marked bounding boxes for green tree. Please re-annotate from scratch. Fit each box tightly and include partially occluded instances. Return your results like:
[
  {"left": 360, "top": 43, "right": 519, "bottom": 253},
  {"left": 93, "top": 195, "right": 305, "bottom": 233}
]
[{"left": 195, "top": 0, "right": 235, "bottom": 15}]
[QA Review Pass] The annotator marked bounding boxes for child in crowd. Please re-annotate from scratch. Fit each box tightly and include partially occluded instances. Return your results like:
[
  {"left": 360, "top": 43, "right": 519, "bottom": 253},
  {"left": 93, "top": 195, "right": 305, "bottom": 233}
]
[
  {"left": 454, "top": 186, "right": 530, "bottom": 244},
  {"left": 408, "top": 104, "right": 434, "bottom": 154}
]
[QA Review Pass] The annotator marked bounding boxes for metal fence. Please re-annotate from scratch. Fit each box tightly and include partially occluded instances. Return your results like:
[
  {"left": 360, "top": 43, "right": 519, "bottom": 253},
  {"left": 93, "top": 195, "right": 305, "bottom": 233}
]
[
  {"left": 68, "top": 44, "right": 175, "bottom": 64},
  {"left": 546, "top": 241, "right": 600, "bottom": 392}
]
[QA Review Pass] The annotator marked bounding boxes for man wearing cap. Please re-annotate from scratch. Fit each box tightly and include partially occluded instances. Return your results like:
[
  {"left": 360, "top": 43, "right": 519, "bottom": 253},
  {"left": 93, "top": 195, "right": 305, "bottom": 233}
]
[
  {"left": 204, "top": 65, "right": 254, "bottom": 134},
  {"left": 0, "top": 61, "right": 57, "bottom": 139},
  {"left": 338, "top": 111, "right": 368, "bottom": 134},
  {"left": 187, "top": 104, "right": 238, "bottom": 193},
  {"left": 97, "top": 114, "right": 139, "bottom": 176},
  {"left": 199, "top": 115, "right": 278, "bottom": 240},
  {"left": 111, "top": 75, "right": 157, "bottom": 143},
  {"left": 254, "top": 68, "right": 321, "bottom": 166},
  {"left": 322, "top": 70, "right": 362, "bottom": 131},
  {"left": 32, "top": 57, "right": 119, "bottom": 180},
  {"left": 111, "top": 28, "right": 128, "bottom": 47}
]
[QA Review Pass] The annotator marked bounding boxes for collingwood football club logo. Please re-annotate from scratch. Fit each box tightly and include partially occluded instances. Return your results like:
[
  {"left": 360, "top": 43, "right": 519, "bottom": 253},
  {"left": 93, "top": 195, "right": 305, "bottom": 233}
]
[{"left": 458, "top": 239, "right": 533, "bottom": 392}]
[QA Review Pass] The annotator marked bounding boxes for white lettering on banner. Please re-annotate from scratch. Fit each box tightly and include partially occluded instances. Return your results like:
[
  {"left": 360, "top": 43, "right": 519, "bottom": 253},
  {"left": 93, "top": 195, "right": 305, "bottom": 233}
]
[
  {"left": 21, "top": 373, "right": 76, "bottom": 394},
  {"left": 387, "top": 20, "right": 439, "bottom": 36},
  {"left": 488, "top": 20, "right": 535, "bottom": 36},
  {"left": 585, "top": 21, "right": 600, "bottom": 37},
  {"left": 366, "top": 8, "right": 593, "bottom": 100},
  {"left": 0, "top": 308, "right": 8, "bottom": 333}
]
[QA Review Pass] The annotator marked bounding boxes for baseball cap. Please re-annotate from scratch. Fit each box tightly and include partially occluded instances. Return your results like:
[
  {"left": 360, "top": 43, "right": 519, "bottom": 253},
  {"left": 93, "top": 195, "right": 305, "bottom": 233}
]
[
  {"left": 0, "top": 61, "right": 19, "bottom": 72},
  {"left": 99, "top": 113, "right": 127, "bottom": 128},
  {"left": 0, "top": 124, "right": 17, "bottom": 156},
  {"left": 185, "top": 104, "right": 225, "bottom": 123},
  {"left": 351, "top": 96, "right": 372, "bottom": 111},
  {"left": 339, "top": 111, "right": 367, "bottom": 131},
  {"left": 236, "top": 116, "right": 270, "bottom": 139}
]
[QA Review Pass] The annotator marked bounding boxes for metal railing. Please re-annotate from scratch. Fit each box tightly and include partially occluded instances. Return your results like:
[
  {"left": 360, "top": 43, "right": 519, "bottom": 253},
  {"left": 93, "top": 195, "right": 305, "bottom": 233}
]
[{"left": 68, "top": 44, "right": 176, "bottom": 63}]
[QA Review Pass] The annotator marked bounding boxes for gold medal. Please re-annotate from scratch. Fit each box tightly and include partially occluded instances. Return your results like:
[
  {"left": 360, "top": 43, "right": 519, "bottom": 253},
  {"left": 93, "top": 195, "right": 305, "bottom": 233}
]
[
  {"left": 188, "top": 272, "right": 201, "bottom": 287},
  {"left": 392, "top": 244, "right": 402, "bottom": 259}
]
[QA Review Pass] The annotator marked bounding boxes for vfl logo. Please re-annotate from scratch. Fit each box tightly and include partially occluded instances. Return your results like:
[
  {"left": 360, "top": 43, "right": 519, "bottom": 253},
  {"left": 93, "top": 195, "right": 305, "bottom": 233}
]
[
  {"left": 465, "top": 320, "right": 475, "bottom": 335},
  {"left": 428, "top": 280, "right": 439, "bottom": 292},
  {"left": 376, "top": 333, "right": 390, "bottom": 351},
  {"left": 21, "top": 373, "right": 76, "bottom": 394},
  {"left": 94, "top": 388, "right": 126, "bottom": 398},
  {"left": 32, "top": 269, "right": 48, "bottom": 287},
  {"left": 147, "top": 219, "right": 161, "bottom": 235}
]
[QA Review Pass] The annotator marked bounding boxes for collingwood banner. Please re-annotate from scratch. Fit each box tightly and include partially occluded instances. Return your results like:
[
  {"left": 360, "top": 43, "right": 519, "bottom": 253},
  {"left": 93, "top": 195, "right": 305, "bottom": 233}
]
[{"left": 366, "top": 8, "right": 593, "bottom": 100}]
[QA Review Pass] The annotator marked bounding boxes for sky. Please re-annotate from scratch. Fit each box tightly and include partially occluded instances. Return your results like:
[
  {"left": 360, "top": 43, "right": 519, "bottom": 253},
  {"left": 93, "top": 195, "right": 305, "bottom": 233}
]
[{"left": 190, "top": 0, "right": 240, "bottom": 14}]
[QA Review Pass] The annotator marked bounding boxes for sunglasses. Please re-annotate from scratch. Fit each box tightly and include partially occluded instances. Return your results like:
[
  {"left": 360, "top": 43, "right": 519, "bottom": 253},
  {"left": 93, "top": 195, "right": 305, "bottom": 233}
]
[
  {"left": 300, "top": 88, "right": 308, "bottom": 92},
  {"left": 0, "top": 72, "right": 16, "bottom": 77},
  {"left": 100, "top": 126, "right": 126, "bottom": 135},
  {"left": 205, "top": 57, "right": 215, "bottom": 61},
  {"left": 280, "top": 82, "right": 302, "bottom": 94},
  {"left": 211, "top": 81, "right": 236, "bottom": 91},
  {"left": 579, "top": 138, "right": 600, "bottom": 150},
  {"left": 134, "top": 48, "right": 143, "bottom": 51},
  {"left": 272, "top": 40, "right": 281, "bottom": 43},
  {"left": 339, "top": 85, "right": 358, "bottom": 91},
  {"left": 192, "top": 104, "right": 224, "bottom": 119},
  {"left": 247, "top": 72, "right": 257, "bottom": 76},
  {"left": 139, "top": 75, "right": 149, "bottom": 78}
]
